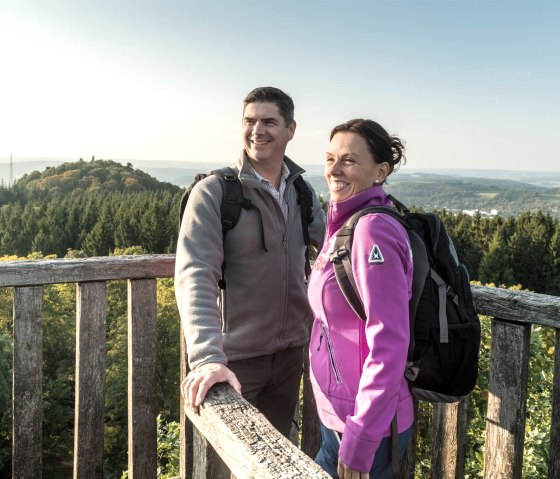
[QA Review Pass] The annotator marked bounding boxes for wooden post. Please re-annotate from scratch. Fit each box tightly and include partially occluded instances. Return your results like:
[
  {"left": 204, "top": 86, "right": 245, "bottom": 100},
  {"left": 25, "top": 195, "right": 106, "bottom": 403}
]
[
  {"left": 179, "top": 323, "right": 193, "bottom": 479},
  {"left": 301, "top": 350, "right": 321, "bottom": 459},
  {"left": 483, "top": 319, "right": 531, "bottom": 479},
  {"left": 128, "top": 279, "right": 158, "bottom": 479},
  {"left": 12, "top": 286, "right": 43, "bottom": 479},
  {"left": 548, "top": 328, "right": 560, "bottom": 479},
  {"left": 192, "top": 428, "right": 232, "bottom": 479},
  {"left": 74, "top": 281, "right": 107, "bottom": 479},
  {"left": 431, "top": 400, "right": 468, "bottom": 479}
]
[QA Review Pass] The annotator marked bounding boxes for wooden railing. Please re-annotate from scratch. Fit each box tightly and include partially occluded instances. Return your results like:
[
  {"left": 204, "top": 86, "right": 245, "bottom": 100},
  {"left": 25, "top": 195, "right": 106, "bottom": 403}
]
[{"left": 2, "top": 255, "right": 560, "bottom": 478}]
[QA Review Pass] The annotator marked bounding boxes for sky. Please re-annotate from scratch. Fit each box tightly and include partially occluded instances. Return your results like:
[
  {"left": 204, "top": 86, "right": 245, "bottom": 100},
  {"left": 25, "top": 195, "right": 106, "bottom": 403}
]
[{"left": 1, "top": 0, "right": 559, "bottom": 172}]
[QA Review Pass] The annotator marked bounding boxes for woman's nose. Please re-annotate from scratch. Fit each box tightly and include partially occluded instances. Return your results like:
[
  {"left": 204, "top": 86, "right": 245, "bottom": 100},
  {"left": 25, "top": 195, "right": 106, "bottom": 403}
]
[{"left": 326, "top": 160, "right": 341, "bottom": 175}]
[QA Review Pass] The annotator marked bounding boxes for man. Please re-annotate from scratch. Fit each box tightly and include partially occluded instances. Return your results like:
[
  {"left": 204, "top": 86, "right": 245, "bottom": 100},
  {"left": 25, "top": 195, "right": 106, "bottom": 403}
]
[{"left": 175, "top": 86, "right": 325, "bottom": 437}]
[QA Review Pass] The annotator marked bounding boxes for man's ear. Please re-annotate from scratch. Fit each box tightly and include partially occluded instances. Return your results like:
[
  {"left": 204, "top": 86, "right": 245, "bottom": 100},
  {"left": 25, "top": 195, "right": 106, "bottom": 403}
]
[{"left": 288, "top": 120, "right": 296, "bottom": 140}]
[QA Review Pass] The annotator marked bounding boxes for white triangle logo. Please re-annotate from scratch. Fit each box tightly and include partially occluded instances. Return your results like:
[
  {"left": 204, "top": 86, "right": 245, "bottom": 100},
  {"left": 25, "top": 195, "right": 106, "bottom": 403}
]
[{"left": 368, "top": 244, "right": 384, "bottom": 264}]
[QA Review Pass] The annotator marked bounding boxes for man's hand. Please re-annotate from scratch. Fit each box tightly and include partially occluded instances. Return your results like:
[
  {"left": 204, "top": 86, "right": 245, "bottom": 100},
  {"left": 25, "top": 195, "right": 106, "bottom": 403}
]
[
  {"left": 181, "top": 363, "right": 242, "bottom": 414},
  {"left": 337, "top": 459, "right": 368, "bottom": 479}
]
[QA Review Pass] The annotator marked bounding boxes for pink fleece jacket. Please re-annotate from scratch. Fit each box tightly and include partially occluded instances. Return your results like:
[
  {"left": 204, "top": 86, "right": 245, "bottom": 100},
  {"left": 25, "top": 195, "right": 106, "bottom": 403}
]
[{"left": 308, "top": 186, "right": 414, "bottom": 473}]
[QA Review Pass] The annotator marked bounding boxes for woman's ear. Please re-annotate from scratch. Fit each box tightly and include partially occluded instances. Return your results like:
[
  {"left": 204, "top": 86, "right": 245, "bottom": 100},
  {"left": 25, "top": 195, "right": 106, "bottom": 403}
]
[{"left": 376, "top": 162, "right": 390, "bottom": 183}]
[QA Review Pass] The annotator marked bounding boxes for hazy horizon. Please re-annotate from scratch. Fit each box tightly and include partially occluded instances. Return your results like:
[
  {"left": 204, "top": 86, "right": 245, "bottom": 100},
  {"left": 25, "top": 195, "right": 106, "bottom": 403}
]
[{"left": 2, "top": 1, "right": 559, "bottom": 172}]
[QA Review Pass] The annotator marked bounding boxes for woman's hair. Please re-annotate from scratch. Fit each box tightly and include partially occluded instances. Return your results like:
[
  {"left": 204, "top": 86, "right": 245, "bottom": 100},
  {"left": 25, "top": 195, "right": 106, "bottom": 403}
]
[{"left": 330, "top": 119, "right": 406, "bottom": 175}]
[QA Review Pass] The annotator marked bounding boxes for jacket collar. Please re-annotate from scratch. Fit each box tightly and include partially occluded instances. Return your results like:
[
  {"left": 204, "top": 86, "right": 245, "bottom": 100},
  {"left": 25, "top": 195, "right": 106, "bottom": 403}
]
[
  {"left": 237, "top": 151, "right": 304, "bottom": 185},
  {"left": 327, "top": 186, "right": 393, "bottom": 235}
]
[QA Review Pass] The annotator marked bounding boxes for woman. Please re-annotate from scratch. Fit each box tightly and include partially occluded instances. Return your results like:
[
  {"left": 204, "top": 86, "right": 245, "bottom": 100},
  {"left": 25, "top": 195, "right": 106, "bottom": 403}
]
[{"left": 308, "top": 119, "right": 414, "bottom": 479}]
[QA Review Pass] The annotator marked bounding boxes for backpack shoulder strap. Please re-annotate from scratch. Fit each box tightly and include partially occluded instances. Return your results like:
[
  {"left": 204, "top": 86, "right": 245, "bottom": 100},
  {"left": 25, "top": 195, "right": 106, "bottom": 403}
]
[
  {"left": 329, "top": 206, "right": 396, "bottom": 320},
  {"left": 293, "top": 176, "right": 315, "bottom": 278},
  {"left": 211, "top": 167, "right": 247, "bottom": 235},
  {"left": 179, "top": 173, "right": 208, "bottom": 228},
  {"left": 330, "top": 204, "right": 429, "bottom": 323}
]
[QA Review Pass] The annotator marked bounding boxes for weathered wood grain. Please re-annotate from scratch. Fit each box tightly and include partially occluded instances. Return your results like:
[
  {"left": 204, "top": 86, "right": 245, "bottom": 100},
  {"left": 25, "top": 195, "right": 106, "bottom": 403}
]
[
  {"left": 548, "top": 328, "right": 560, "bottom": 479},
  {"left": 180, "top": 325, "right": 193, "bottom": 479},
  {"left": 128, "top": 279, "right": 158, "bottom": 479},
  {"left": 431, "top": 400, "right": 468, "bottom": 479},
  {"left": 0, "top": 254, "right": 175, "bottom": 287},
  {"left": 192, "top": 427, "right": 232, "bottom": 479},
  {"left": 483, "top": 319, "right": 531, "bottom": 479},
  {"left": 185, "top": 383, "right": 330, "bottom": 479},
  {"left": 12, "top": 286, "right": 43, "bottom": 479},
  {"left": 301, "top": 348, "right": 321, "bottom": 459},
  {"left": 471, "top": 285, "right": 560, "bottom": 328},
  {"left": 73, "top": 281, "right": 107, "bottom": 479}
]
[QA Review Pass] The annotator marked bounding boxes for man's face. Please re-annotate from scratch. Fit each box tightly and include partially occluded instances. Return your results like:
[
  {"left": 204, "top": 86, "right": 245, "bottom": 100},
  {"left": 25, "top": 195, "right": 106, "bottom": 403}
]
[{"left": 242, "top": 102, "right": 295, "bottom": 165}]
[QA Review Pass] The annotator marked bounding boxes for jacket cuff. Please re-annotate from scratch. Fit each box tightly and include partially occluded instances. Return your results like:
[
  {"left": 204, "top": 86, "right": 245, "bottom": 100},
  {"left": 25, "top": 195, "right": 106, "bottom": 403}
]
[{"left": 338, "top": 422, "right": 381, "bottom": 473}]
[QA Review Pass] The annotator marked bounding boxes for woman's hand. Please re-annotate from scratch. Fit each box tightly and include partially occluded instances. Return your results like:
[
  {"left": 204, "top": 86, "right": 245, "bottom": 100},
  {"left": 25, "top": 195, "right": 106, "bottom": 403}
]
[{"left": 337, "top": 459, "right": 368, "bottom": 479}]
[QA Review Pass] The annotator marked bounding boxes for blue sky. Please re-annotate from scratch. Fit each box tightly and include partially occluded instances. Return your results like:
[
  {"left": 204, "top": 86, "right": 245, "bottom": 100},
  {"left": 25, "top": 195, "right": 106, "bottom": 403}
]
[{"left": 1, "top": 0, "right": 559, "bottom": 171}]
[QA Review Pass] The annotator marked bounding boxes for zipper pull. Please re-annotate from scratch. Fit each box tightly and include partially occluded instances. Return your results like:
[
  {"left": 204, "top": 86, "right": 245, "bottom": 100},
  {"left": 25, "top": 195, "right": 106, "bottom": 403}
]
[{"left": 317, "top": 332, "right": 324, "bottom": 351}]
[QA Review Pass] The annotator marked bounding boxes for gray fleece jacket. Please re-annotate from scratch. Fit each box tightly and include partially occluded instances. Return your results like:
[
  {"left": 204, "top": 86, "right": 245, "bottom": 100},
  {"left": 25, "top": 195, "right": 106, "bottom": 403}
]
[{"left": 175, "top": 152, "right": 325, "bottom": 369}]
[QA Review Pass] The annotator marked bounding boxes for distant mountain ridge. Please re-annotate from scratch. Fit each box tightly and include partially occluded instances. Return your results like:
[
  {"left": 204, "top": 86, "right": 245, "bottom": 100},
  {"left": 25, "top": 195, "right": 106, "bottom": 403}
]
[{"left": 2, "top": 158, "right": 559, "bottom": 216}]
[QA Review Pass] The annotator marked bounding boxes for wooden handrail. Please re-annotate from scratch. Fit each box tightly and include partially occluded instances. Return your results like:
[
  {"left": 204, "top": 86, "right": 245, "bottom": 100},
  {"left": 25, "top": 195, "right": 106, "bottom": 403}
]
[{"left": 2, "top": 256, "right": 560, "bottom": 479}]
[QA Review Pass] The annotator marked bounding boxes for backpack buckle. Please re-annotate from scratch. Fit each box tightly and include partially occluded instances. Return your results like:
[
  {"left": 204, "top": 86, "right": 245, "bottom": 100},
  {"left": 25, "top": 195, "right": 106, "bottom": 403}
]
[{"left": 329, "top": 247, "right": 349, "bottom": 263}]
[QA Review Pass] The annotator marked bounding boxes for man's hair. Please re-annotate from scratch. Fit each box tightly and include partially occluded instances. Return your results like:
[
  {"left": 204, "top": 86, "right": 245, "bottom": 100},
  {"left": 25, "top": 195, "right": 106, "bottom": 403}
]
[{"left": 243, "top": 87, "right": 294, "bottom": 126}]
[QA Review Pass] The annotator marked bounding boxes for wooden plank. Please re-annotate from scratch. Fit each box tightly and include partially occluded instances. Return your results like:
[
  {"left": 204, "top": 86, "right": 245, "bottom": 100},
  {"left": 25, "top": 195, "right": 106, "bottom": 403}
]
[
  {"left": 0, "top": 254, "right": 175, "bottom": 287},
  {"left": 431, "top": 400, "right": 468, "bottom": 479},
  {"left": 483, "top": 319, "right": 531, "bottom": 479},
  {"left": 73, "top": 282, "right": 107, "bottom": 479},
  {"left": 128, "top": 279, "right": 158, "bottom": 479},
  {"left": 185, "top": 382, "right": 330, "bottom": 478},
  {"left": 301, "top": 350, "right": 321, "bottom": 459},
  {"left": 179, "top": 324, "right": 193, "bottom": 479},
  {"left": 12, "top": 286, "right": 43, "bottom": 479},
  {"left": 192, "top": 428, "right": 232, "bottom": 479},
  {"left": 548, "top": 328, "right": 560, "bottom": 479},
  {"left": 471, "top": 285, "right": 560, "bottom": 329}
]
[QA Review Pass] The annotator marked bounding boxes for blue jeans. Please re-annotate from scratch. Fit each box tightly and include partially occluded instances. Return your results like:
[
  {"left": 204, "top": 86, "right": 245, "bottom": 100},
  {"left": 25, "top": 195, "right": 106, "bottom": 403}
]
[{"left": 315, "top": 422, "right": 412, "bottom": 479}]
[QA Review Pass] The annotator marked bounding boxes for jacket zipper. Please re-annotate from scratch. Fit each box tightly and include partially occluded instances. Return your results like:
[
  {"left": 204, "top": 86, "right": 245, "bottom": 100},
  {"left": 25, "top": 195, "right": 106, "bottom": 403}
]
[{"left": 320, "top": 323, "right": 343, "bottom": 384}]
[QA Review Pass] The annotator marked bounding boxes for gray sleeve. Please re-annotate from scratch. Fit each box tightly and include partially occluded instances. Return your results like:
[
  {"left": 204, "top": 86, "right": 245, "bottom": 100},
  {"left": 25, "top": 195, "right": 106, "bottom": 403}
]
[{"left": 174, "top": 177, "right": 228, "bottom": 369}]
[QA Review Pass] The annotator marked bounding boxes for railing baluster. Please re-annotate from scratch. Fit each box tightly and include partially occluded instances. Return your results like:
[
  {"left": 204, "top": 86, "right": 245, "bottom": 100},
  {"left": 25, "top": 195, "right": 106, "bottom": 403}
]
[
  {"left": 180, "top": 323, "right": 194, "bottom": 479},
  {"left": 12, "top": 286, "right": 43, "bottom": 479},
  {"left": 483, "top": 319, "right": 531, "bottom": 479},
  {"left": 548, "top": 328, "right": 560, "bottom": 479},
  {"left": 192, "top": 429, "right": 231, "bottom": 479},
  {"left": 301, "top": 351, "right": 321, "bottom": 458},
  {"left": 128, "top": 278, "right": 157, "bottom": 479},
  {"left": 431, "top": 400, "right": 468, "bottom": 479},
  {"left": 74, "top": 281, "right": 107, "bottom": 479}
]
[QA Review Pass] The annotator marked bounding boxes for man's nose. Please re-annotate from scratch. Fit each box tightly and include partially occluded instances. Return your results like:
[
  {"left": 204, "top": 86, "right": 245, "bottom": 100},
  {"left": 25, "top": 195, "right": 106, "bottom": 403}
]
[{"left": 253, "top": 121, "right": 264, "bottom": 134}]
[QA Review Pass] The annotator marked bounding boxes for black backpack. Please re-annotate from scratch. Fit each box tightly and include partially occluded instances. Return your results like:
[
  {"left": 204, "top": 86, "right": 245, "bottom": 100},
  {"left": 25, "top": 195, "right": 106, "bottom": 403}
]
[
  {"left": 179, "top": 166, "right": 315, "bottom": 288},
  {"left": 329, "top": 195, "right": 480, "bottom": 403}
]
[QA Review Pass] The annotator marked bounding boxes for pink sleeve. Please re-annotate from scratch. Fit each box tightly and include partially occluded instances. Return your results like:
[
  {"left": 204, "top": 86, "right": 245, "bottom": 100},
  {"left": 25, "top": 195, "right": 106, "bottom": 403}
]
[{"left": 338, "top": 213, "right": 412, "bottom": 472}]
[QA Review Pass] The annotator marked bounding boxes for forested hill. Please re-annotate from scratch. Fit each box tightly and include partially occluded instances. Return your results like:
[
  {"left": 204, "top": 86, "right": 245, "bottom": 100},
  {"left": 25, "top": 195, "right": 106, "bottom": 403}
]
[
  {"left": 8, "top": 158, "right": 180, "bottom": 199},
  {"left": 0, "top": 160, "right": 183, "bottom": 258}
]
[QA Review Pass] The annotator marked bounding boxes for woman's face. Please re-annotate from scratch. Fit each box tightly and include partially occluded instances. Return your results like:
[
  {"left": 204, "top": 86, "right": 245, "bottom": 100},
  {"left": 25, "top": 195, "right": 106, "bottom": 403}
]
[{"left": 325, "top": 132, "right": 389, "bottom": 202}]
